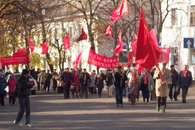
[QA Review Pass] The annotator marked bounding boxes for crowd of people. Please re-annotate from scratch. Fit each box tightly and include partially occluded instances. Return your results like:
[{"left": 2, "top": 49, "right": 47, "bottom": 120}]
[{"left": 0, "top": 63, "right": 193, "bottom": 127}]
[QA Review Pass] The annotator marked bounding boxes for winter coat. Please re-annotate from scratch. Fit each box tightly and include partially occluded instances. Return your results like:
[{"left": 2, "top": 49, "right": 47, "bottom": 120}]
[
  {"left": 139, "top": 73, "right": 154, "bottom": 92},
  {"left": 178, "top": 70, "right": 192, "bottom": 89},
  {"left": 0, "top": 77, "right": 7, "bottom": 96},
  {"left": 95, "top": 74, "right": 104, "bottom": 89},
  {"left": 153, "top": 68, "right": 171, "bottom": 97},
  {"left": 8, "top": 78, "right": 17, "bottom": 96},
  {"left": 16, "top": 75, "right": 33, "bottom": 98},
  {"left": 106, "top": 73, "right": 114, "bottom": 86},
  {"left": 128, "top": 72, "right": 139, "bottom": 96}
]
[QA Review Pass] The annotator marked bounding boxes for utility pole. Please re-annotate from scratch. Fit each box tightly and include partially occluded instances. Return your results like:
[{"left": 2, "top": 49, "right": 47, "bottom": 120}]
[{"left": 188, "top": 0, "right": 191, "bottom": 66}]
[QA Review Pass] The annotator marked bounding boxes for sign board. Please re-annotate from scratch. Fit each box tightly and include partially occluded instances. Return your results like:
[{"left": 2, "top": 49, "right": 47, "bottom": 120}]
[{"left": 184, "top": 38, "right": 194, "bottom": 48}]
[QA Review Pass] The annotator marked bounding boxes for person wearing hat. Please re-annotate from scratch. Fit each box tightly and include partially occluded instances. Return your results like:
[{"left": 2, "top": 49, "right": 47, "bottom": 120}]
[
  {"left": 13, "top": 69, "right": 33, "bottom": 127},
  {"left": 153, "top": 62, "right": 171, "bottom": 113},
  {"left": 0, "top": 72, "right": 7, "bottom": 106},
  {"left": 178, "top": 65, "right": 192, "bottom": 103}
]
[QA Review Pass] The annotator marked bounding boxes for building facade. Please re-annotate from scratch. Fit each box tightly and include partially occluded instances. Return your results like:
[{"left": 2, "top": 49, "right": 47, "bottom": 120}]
[{"left": 161, "top": 0, "right": 195, "bottom": 78}]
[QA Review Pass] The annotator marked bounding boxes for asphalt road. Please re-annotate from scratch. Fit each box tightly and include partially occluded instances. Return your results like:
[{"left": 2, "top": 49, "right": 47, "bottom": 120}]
[{"left": 1, "top": 87, "right": 195, "bottom": 130}]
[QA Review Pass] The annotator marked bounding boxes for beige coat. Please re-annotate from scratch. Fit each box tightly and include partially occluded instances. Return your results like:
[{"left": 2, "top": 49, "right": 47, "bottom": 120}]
[{"left": 153, "top": 68, "right": 171, "bottom": 97}]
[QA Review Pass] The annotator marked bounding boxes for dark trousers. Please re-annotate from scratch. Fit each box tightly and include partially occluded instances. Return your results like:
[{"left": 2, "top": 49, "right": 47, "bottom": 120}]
[
  {"left": 157, "top": 96, "right": 167, "bottom": 111},
  {"left": 142, "top": 86, "right": 149, "bottom": 103},
  {"left": 182, "top": 87, "right": 189, "bottom": 103},
  {"left": 15, "top": 97, "right": 30, "bottom": 124},
  {"left": 9, "top": 96, "right": 16, "bottom": 105},
  {"left": 115, "top": 87, "right": 123, "bottom": 105},
  {"left": 44, "top": 83, "right": 50, "bottom": 93},
  {"left": 169, "top": 84, "right": 180, "bottom": 100},
  {"left": 0, "top": 94, "right": 4, "bottom": 106},
  {"left": 63, "top": 85, "right": 70, "bottom": 99},
  {"left": 80, "top": 85, "right": 88, "bottom": 98},
  {"left": 97, "top": 87, "right": 103, "bottom": 97}
]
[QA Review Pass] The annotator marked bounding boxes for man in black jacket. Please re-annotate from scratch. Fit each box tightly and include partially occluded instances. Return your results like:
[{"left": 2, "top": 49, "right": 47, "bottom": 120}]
[
  {"left": 13, "top": 69, "right": 33, "bottom": 127},
  {"left": 114, "top": 66, "right": 123, "bottom": 107},
  {"left": 178, "top": 65, "right": 192, "bottom": 103},
  {"left": 169, "top": 65, "right": 179, "bottom": 101}
]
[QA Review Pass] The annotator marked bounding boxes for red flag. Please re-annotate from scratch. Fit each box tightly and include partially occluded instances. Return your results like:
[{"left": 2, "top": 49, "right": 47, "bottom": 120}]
[
  {"left": 40, "top": 42, "right": 48, "bottom": 54},
  {"left": 135, "top": 8, "right": 160, "bottom": 71},
  {"left": 158, "top": 48, "right": 170, "bottom": 63},
  {"left": 73, "top": 51, "right": 82, "bottom": 68},
  {"left": 131, "top": 33, "right": 137, "bottom": 55},
  {"left": 63, "top": 33, "right": 70, "bottom": 51},
  {"left": 110, "top": 0, "right": 128, "bottom": 23},
  {"left": 27, "top": 37, "right": 35, "bottom": 53},
  {"left": 136, "top": 64, "right": 143, "bottom": 74},
  {"left": 104, "top": 24, "right": 112, "bottom": 37},
  {"left": 12, "top": 48, "right": 28, "bottom": 57},
  {"left": 114, "top": 30, "right": 123, "bottom": 54},
  {"left": 78, "top": 28, "right": 87, "bottom": 41},
  {"left": 150, "top": 29, "right": 158, "bottom": 46}
]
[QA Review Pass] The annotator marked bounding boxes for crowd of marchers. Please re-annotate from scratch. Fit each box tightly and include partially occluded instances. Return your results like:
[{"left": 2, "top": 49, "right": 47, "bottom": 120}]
[{"left": 0, "top": 63, "right": 193, "bottom": 112}]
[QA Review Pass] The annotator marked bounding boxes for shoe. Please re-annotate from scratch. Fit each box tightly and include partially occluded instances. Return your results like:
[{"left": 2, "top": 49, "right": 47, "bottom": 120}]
[
  {"left": 26, "top": 124, "right": 32, "bottom": 127},
  {"left": 13, "top": 120, "right": 23, "bottom": 126},
  {"left": 116, "top": 104, "right": 119, "bottom": 108}
]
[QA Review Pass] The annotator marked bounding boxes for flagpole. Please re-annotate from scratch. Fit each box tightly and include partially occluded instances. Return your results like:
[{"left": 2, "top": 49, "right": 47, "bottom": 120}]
[{"left": 188, "top": 0, "right": 191, "bottom": 66}]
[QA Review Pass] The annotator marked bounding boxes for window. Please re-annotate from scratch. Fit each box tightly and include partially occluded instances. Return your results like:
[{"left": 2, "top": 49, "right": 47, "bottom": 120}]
[
  {"left": 171, "top": 8, "right": 177, "bottom": 26},
  {"left": 190, "top": 6, "right": 195, "bottom": 26}
]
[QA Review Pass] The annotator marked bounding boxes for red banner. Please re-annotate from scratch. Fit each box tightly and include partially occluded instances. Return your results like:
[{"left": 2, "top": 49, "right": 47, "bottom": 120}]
[
  {"left": 1, "top": 56, "right": 29, "bottom": 66},
  {"left": 88, "top": 50, "right": 132, "bottom": 68},
  {"left": 0, "top": 48, "right": 29, "bottom": 66}
]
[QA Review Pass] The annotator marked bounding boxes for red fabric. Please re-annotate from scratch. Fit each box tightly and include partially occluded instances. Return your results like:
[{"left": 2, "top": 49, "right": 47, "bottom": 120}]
[
  {"left": 104, "top": 24, "right": 112, "bottom": 37},
  {"left": 114, "top": 30, "right": 123, "bottom": 54},
  {"left": 0, "top": 48, "right": 29, "bottom": 66},
  {"left": 88, "top": 49, "right": 132, "bottom": 68},
  {"left": 78, "top": 28, "right": 87, "bottom": 41},
  {"left": 8, "top": 78, "right": 16, "bottom": 96},
  {"left": 131, "top": 33, "right": 138, "bottom": 55},
  {"left": 143, "top": 75, "right": 148, "bottom": 85},
  {"left": 136, "top": 64, "right": 143, "bottom": 74},
  {"left": 110, "top": 0, "right": 128, "bottom": 22},
  {"left": 63, "top": 33, "right": 71, "bottom": 51},
  {"left": 40, "top": 42, "right": 48, "bottom": 54},
  {"left": 158, "top": 48, "right": 170, "bottom": 63},
  {"left": 73, "top": 51, "right": 82, "bottom": 69},
  {"left": 72, "top": 71, "right": 80, "bottom": 91},
  {"left": 12, "top": 48, "right": 28, "bottom": 57},
  {"left": 183, "top": 70, "right": 187, "bottom": 77},
  {"left": 135, "top": 8, "right": 160, "bottom": 71},
  {"left": 27, "top": 37, "right": 35, "bottom": 53}
]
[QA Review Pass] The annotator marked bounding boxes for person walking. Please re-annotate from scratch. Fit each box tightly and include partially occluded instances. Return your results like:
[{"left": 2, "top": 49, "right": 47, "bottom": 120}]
[
  {"left": 169, "top": 65, "right": 179, "bottom": 101},
  {"left": 13, "top": 69, "right": 33, "bottom": 127},
  {"left": 80, "top": 69, "right": 90, "bottom": 98},
  {"left": 153, "top": 63, "right": 171, "bottom": 113},
  {"left": 95, "top": 72, "right": 104, "bottom": 98},
  {"left": 89, "top": 70, "right": 96, "bottom": 95},
  {"left": 114, "top": 66, "right": 124, "bottom": 107},
  {"left": 0, "top": 72, "right": 7, "bottom": 106},
  {"left": 61, "top": 68, "right": 73, "bottom": 99},
  {"left": 128, "top": 69, "right": 139, "bottom": 105},
  {"left": 139, "top": 70, "right": 154, "bottom": 103},
  {"left": 178, "top": 65, "right": 192, "bottom": 103},
  {"left": 106, "top": 69, "right": 114, "bottom": 97},
  {"left": 8, "top": 73, "right": 17, "bottom": 105}
]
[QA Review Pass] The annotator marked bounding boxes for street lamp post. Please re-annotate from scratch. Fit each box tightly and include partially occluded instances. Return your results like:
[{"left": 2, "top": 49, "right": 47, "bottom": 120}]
[{"left": 188, "top": 0, "right": 191, "bottom": 66}]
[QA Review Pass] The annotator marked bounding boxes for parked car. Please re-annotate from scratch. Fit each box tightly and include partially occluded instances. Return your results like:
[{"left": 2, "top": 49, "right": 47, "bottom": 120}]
[{"left": 5, "top": 73, "right": 37, "bottom": 95}]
